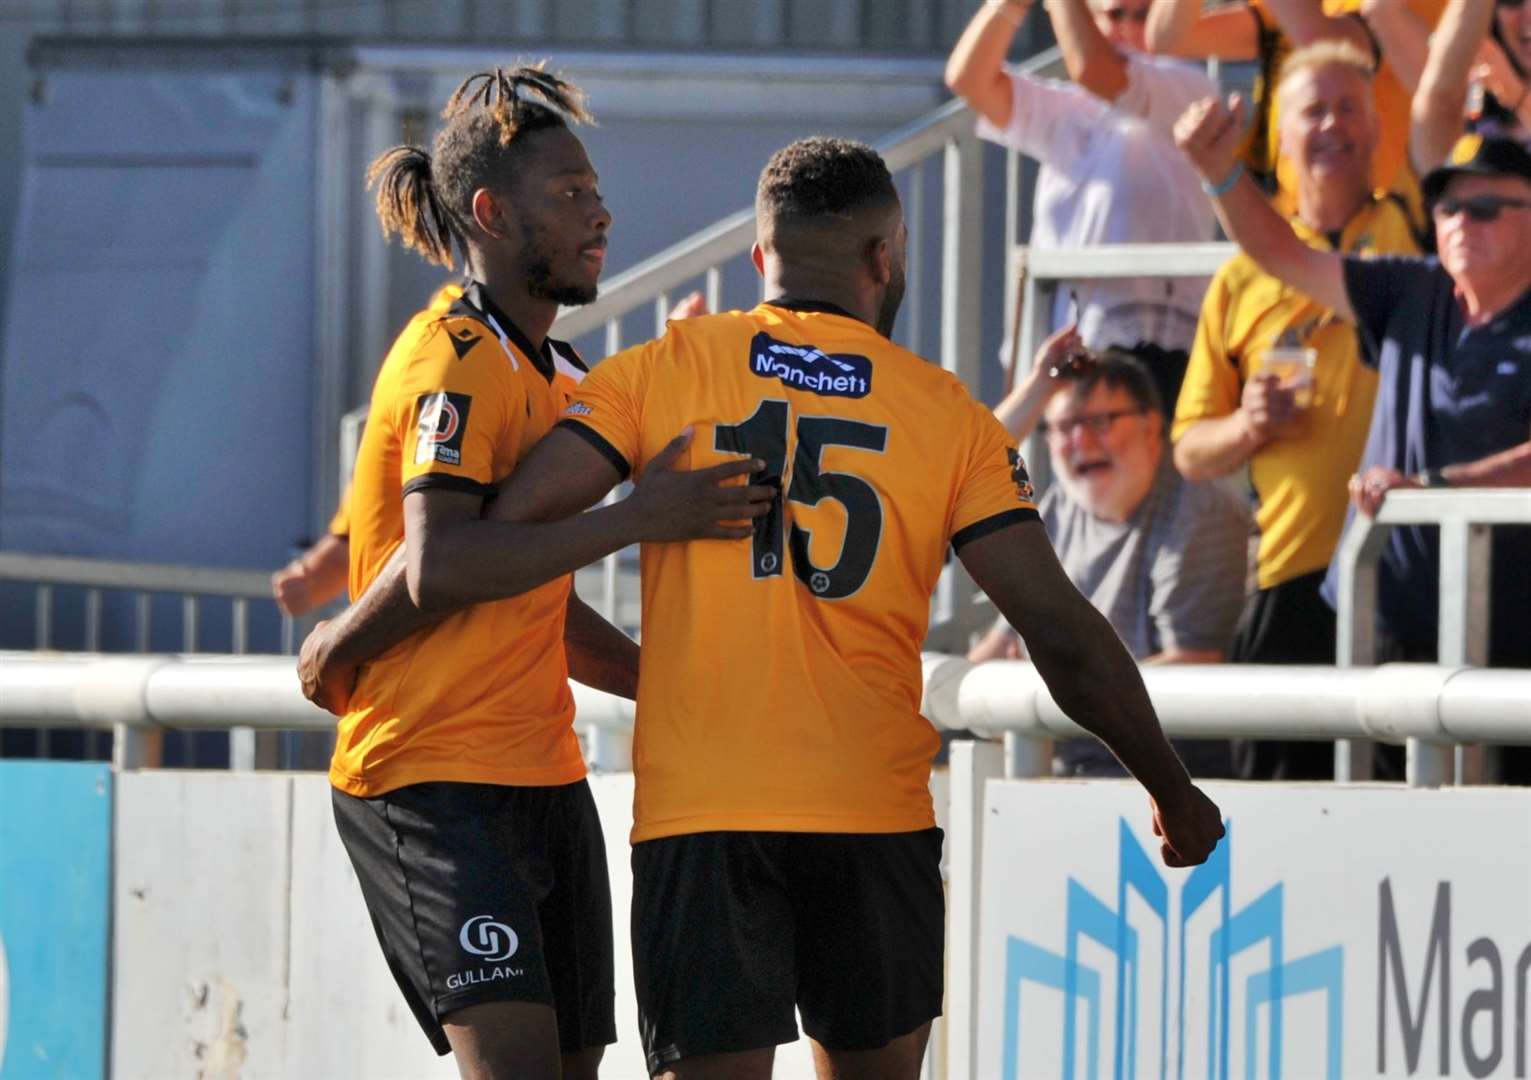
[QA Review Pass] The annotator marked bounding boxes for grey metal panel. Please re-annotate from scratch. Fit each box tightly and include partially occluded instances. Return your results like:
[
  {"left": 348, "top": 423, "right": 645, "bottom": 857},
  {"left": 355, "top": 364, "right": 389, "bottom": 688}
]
[
  {"left": 633, "top": 0, "right": 707, "bottom": 45},
  {"left": 554, "top": 0, "right": 630, "bottom": 42},
  {"left": 788, "top": 0, "right": 860, "bottom": 47},
  {"left": 1, "top": 67, "right": 319, "bottom": 571},
  {"left": 709, "top": 0, "right": 786, "bottom": 45}
]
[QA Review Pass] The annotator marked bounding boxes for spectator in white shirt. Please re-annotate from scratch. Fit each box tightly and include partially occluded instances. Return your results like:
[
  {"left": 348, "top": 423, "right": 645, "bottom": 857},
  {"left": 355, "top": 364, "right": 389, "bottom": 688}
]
[{"left": 946, "top": 0, "right": 1218, "bottom": 407}]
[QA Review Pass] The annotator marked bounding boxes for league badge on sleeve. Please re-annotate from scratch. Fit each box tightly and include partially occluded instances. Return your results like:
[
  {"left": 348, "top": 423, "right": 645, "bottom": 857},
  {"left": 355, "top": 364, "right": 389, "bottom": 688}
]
[
  {"left": 415, "top": 391, "right": 472, "bottom": 466},
  {"left": 1008, "top": 448, "right": 1036, "bottom": 503}
]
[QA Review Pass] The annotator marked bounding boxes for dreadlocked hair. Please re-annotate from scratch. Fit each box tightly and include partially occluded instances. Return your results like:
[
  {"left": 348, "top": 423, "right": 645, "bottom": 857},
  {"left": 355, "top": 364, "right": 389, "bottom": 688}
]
[
  {"left": 367, "top": 63, "right": 594, "bottom": 270},
  {"left": 756, "top": 136, "right": 897, "bottom": 226}
]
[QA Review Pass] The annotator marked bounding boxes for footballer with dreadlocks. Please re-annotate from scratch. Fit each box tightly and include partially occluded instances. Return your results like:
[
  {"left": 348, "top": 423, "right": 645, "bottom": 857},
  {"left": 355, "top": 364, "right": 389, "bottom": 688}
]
[{"left": 303, "top": 66, "right": 772, "bottom": 1080}]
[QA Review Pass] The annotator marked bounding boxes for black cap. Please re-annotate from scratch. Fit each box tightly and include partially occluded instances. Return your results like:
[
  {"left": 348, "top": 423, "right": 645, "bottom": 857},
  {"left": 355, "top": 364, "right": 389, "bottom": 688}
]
[{"left": 1421, "top": 131, "right": 1531, "bottom": 204}]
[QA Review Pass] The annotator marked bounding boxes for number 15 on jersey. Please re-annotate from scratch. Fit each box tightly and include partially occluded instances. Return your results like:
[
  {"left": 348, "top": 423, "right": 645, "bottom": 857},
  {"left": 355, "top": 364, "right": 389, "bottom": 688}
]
[{"left": 713, "top": 399, "right": 888, "bottom": 601}]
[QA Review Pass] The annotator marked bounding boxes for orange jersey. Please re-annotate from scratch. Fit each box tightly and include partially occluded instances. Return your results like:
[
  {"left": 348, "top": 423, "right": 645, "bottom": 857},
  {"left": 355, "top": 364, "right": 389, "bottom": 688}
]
[
  {"left": 329, "top": 282, "right": 590, "bottom": 798},
  {"left": 561, "top": 300, "right": 1039, "bottom": 841}
]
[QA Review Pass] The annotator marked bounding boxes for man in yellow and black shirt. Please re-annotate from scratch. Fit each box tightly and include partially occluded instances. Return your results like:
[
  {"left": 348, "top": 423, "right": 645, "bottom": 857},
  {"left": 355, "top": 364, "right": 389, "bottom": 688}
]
[
  {"left": 299, "top": 69, "right": 770, "bottom": 1079},
  {"left": 483, "top": 136, "right": 1226, "bottom": 1078},
  {"left": 1172, "top": 44, "right": 1420, "bottom": 779}
]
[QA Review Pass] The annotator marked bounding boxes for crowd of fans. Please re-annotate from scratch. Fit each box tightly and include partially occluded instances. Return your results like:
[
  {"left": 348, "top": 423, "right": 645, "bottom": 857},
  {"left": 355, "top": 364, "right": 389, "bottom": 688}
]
[{"left": 948, "top": 0, "right": 1531, "bottom": 783}]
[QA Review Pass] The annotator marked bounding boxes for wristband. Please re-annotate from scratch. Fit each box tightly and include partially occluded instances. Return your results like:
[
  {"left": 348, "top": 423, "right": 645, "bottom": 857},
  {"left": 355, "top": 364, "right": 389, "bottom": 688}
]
[{"left": 1200, "top": 161, "right": 1245, "bottom": 198}]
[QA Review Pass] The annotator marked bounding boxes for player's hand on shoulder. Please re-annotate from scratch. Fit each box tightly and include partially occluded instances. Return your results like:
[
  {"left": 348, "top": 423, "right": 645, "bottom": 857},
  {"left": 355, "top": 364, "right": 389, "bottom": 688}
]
[
  {"left": 625, "top": 427, "right": 776, "bottom": 543},
  {"left": 1150, "top": 782, "right": 1225, "bottom": 868},
  {"left": 298, "top": 619, "right": 359, "bottom": 717}
]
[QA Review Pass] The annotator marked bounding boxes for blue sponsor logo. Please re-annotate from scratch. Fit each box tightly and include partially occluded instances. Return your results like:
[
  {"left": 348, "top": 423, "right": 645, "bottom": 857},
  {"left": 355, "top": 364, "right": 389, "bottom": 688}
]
[
  {"left": 748, "top": 332, "right": 872, "bottom": 398},
  {"left": 1002, "top": 819, "right": 1344, "bottom": 1080}
]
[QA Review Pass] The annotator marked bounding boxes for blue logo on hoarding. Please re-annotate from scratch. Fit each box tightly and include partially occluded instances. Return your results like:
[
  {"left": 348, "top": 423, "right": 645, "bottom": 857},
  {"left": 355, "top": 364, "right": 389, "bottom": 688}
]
[{"left": 1003, "top": 819, "right": 1344, "bottom": 1080}]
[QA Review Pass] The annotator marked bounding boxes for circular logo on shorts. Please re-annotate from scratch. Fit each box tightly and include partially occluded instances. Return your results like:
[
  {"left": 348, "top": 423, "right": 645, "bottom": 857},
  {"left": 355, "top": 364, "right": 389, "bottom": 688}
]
[
  {"left": 459, "top": 916, "right": 519, "bottom": 962},
  {"left": 760, "top": 553, "right": 779, "bottom": 573},
  {"left": 810, "top": 571, "right": 831, "bottom": 594}
]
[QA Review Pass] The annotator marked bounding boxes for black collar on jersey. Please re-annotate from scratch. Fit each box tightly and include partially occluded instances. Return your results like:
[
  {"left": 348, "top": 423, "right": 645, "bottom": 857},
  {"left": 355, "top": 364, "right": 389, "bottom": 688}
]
[
  {"left": 763, "top": 296, "right": 866, "bottom": 324},
  {"left": 452, "top": 280, "right": 587, "bottom": 382}
]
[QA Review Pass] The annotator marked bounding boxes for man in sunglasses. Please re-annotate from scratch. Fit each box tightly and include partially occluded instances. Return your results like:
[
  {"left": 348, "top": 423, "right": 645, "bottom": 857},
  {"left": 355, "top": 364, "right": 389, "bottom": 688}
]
[
  {"left": 946, "top": 0, "right": 1216, "bottom": 407},
  {"left": 1178, "top": 87, "right": 1531, "bottom": 781}
]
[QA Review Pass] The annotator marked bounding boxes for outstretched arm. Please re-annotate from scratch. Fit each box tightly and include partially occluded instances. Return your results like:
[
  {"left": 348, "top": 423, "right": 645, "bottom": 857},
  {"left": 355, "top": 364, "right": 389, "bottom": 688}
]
[
  {"left": 1046, "top": 0, "right": 1129, "bottom": 101},
  {"left": 1175, "top": 94, "right": 1354, "bottom": 319},
  {"left": 946, "top": 0, "right": 1031, "bottom": 128},
  {"left": 298, "top": 430, "right": 772, "bottom": 714},
  {"left": 1146, "top": 0, "right": 1260, "bottom": 59},
  {"left": 959, "top": 520, "right": 1225, "bottom": 866},
  {"left": 1411, "top": 0, "right": 1495, "bottom": 172}
]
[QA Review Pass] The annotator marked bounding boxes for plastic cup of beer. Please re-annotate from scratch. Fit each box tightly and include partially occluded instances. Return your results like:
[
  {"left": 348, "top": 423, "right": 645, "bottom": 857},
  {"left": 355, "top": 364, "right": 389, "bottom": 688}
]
[{"left": 1258, "top": 346, "right": 1317, "bottom": 409}]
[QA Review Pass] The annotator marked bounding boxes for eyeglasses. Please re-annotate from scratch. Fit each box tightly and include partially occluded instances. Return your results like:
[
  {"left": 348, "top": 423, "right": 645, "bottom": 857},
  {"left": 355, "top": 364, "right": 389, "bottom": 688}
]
[
  {"left": 1431, "top": 195, "right": 1531, "bottom": 222},
  {"left": 1039, "top": 408, "right": 1146, "bottom": 440},
  {"left": 1101, "top": 5, "right": 1151, "bottom": 21}
]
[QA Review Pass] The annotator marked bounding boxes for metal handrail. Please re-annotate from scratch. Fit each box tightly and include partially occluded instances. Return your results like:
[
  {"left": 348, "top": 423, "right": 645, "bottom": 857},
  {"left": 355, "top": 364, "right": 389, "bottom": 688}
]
[
  {"left": 1333, "top": 487, "right": 1531, "bottom": 786},
  {"left": 5, "top": 650, "right": 1527, "bottom": 774},
  {"left": 0, "top": 551, "right": 274, "bottom": 597},
  {"left": 549, "top": 48, "right": 1063, "bottom": 346}
]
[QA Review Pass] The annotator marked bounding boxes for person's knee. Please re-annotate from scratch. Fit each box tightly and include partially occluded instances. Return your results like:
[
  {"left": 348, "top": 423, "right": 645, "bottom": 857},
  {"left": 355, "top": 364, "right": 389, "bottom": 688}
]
[
  {"left": 811, "top": 1021, "right": 932, "bottom": 1080},
  {"left": 442, "top": 1000, "right": 561, "bottom": 1080}
]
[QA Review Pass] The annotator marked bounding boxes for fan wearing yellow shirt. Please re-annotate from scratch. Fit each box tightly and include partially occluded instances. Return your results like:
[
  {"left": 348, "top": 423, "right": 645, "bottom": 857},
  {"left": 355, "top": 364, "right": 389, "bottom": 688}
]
[
  {"left": 299, "top": 68, "right": 771, "bottom": 1080},
  {"left": 501, "top": 137, "right": 1224, "bottom": 1079}
]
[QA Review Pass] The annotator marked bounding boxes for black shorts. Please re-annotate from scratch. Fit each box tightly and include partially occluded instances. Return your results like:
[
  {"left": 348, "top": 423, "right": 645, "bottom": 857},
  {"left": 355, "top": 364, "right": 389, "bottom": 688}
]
[
  {"left": 331, "top": 780, "right": 616, "bottom": 1056},
  {"left": 631, "top": 828, "right": 944, "bottom": 1075}
]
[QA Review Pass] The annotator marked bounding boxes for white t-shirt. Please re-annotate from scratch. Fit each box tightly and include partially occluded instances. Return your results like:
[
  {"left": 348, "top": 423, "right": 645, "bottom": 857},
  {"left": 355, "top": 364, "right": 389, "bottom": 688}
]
[{"left": 977, "top": 52, "right": 1216, "bottom": 352}]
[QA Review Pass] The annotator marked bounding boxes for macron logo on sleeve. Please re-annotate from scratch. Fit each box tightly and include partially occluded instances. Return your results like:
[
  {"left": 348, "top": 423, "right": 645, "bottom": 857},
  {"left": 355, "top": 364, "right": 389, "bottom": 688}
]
[{"left": 748, "top": 332, "right": 872, "bottom": 398}]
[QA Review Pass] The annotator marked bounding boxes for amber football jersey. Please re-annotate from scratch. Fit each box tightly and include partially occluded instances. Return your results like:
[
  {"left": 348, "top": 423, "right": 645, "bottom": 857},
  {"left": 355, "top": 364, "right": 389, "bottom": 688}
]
[
  {"left": 329, "top": 282, "right": 591, "bottom": 798},
  {"left": 560, "top": 300, "right": 1039, "bottom": 841}
]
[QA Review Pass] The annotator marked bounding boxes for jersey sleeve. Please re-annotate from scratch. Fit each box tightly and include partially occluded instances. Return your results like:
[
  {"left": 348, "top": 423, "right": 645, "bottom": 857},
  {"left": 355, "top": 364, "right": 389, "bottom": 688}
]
[
  {"left": 1171, "top": 265, "right": 1241, "bottom": 440},
  {"left": 949, "top": 394, "right": 1043, "bottom": 551},
  {"left": 555, "top": 341, "right": 653, "bottom": 481},
  {"left": 387, "top": 326, "right": 522, "bottom": 498},
  {"left": 327, "top": 485, "right": 352, "bottom": 537}
]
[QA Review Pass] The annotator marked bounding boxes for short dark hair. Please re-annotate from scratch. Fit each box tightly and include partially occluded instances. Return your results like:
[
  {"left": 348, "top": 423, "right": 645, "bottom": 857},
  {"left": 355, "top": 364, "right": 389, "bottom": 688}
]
[
  {"left": 756, "top": 136, "right": 898, "bottom": 225},
  {"left": 1061, "top": 349, "right": 1166, "bottom": 427},
  {"left": 367, "top": 65, "right": 593, "bottom": 269}
]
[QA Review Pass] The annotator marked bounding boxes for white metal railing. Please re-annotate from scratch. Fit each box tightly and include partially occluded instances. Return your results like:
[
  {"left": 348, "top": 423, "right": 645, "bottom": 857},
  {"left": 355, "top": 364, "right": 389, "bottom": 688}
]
[
  {"left": 4, "top": 650, "right": 1527, "bottom": 778},
  {"left": 1334, "top": 487, "right": 1531, "bottom": 786},
  {"left": 0, "top": 551, "right": 295, "bottom": 767}
]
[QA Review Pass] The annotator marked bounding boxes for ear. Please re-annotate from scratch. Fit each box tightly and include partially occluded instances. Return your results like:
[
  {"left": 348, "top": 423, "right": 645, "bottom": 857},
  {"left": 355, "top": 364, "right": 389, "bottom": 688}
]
[
  {"left": 867, "top": 235, "right": 893, "bottom": 287},
  {"left": 471, "top": 188, "right": 510, "bottom": 239},
  {"left": 750, "top": 241, "right": 765, "bottom": 276}
]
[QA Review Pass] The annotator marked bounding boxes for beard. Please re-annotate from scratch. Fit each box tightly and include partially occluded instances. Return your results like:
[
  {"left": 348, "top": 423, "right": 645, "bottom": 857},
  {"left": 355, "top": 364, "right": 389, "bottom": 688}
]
[
  {"left": 517, "top": 205, "right": 599, "bottom": 306},
  {"left": 874, "top": 265, "right": 906, "bottom": 338},
  {"left": 522, "top": 248, "right": 598, "bottom": 306}
]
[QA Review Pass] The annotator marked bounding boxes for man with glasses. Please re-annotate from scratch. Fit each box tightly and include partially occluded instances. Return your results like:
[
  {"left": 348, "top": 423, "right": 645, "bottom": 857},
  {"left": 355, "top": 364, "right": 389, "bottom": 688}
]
[
  {"left": 971, "top": 335, "right": 1249, "bottom": 778},
  {"left": 1171, "top": 43, "right": 1422, "bottom": 780},
  {"left": 946, "top": 0, "right": 1216, "bottom": 409},
  {"left": 1178, "top": 73, "right": 1531, "bottom": 782}
]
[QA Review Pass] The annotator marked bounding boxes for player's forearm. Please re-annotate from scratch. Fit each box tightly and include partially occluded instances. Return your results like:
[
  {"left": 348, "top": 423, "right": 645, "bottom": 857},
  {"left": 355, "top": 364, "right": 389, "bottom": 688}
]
[
  {"left": 323, "top": 549, "right": 444, "bottom": 670},
  {"left": 1028, "top": 600, "right": 1194, "bottom": 802},
  {"left": 1171, "top": 412, "right": 1263, "bottom": 480},
  {"left": 409, "top": 501, "right": 642, "bottom": 613},
  {"left": 563, "top": 593, "right": 640, "bottom": 700}
]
